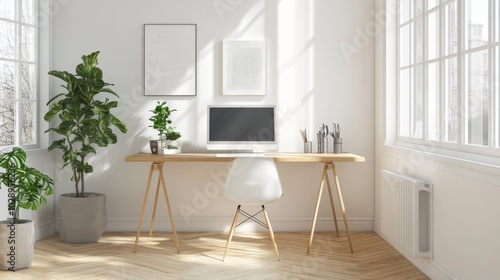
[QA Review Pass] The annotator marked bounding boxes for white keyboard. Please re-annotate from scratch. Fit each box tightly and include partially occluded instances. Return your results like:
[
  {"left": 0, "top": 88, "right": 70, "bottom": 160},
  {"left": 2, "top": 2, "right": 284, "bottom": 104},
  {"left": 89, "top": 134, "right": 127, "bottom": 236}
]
[{"left": 215, "top": 153, "right": 266, "bottom": 158}]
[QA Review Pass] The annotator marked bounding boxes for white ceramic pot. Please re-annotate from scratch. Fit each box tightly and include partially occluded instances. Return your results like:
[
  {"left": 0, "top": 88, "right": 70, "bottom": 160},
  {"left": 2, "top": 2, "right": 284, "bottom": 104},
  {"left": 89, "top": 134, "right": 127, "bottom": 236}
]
[{"left": 0, "top": 219, "right": 35, "bottom": 270}]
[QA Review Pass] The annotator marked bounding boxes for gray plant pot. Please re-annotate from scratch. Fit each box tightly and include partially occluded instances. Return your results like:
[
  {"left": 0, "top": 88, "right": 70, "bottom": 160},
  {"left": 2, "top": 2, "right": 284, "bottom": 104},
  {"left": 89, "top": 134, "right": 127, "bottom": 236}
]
[
  {"left": 59, "top": 193, "right": 107, "bottom": 243},
  {"left": 0, "top": 219, "right": 35, "bottom": 270}
]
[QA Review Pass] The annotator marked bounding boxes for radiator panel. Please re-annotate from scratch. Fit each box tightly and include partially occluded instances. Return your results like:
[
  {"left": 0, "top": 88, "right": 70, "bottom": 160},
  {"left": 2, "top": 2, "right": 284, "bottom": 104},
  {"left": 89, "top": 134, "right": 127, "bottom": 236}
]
[{"left": 381, "top": 170, "right": 432, "bottom": 258}]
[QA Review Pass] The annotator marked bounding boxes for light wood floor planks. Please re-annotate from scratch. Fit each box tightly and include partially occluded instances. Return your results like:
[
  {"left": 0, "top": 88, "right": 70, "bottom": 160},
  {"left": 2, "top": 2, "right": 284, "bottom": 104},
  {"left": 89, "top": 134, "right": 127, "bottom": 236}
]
[{"left": 1, "top": 231, "right": 429, "bottom": 280}]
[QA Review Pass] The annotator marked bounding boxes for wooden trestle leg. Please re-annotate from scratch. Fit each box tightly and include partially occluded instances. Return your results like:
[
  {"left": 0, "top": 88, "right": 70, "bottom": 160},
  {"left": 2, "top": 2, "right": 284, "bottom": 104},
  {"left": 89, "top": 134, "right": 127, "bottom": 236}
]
[
  {"left": 308, "top": 163, "right": 353, "bottom": 254},
  {"left": 133, "top": 162, "right": 180, "bottom": 253}
]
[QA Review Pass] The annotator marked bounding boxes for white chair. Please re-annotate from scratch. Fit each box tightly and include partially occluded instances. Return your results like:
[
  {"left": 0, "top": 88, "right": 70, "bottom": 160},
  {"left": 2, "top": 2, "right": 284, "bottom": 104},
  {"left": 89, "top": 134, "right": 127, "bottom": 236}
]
[{"left": 221, "top": 157, "right": 283, "bottom": 261}]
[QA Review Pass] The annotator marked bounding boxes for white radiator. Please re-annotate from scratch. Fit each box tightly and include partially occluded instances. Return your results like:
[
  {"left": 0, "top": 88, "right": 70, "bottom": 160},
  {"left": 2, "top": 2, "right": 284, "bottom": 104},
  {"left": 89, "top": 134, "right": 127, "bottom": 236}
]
[{"left": 381, "top": 170, "right": 432, "bottom": 258}]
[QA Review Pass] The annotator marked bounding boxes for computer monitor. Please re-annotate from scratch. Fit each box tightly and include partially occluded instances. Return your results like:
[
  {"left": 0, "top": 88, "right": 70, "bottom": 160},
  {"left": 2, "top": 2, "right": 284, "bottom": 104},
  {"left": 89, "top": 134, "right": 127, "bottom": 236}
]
[{"left": 207, "top": 105, "right": 277, "bottom": 152}]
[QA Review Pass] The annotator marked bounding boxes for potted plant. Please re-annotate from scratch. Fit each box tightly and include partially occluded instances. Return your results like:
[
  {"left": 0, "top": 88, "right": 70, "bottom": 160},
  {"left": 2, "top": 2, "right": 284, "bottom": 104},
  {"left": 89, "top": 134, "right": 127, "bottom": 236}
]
[
  {"left": 149, "top": 101, "right": 182, "bottom": 154},
  {"left": 0, "top": 147, "right": 54, "bottom": 270},
  {"left": 44, "top": 51, "right": 127, "bottom": 243}
]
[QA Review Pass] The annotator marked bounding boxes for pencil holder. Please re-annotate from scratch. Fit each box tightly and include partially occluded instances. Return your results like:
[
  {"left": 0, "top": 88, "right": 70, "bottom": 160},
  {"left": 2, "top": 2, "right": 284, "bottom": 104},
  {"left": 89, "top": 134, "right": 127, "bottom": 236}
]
[
  {"left": 304, "top": 141, "right": 313, "bottom": 153},
  {"left": 318, "top": 137, "right": 328, "bottom": 153},
  {"left": 333, "top": 137, "right": 342, "bottom": 154}
]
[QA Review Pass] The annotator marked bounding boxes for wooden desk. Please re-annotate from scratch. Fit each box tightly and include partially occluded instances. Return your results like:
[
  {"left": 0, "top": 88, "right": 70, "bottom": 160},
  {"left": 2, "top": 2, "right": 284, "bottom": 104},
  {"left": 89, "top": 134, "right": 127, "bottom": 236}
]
[{"left": 125, "top": 152, "right": 365, "bottom": 254}]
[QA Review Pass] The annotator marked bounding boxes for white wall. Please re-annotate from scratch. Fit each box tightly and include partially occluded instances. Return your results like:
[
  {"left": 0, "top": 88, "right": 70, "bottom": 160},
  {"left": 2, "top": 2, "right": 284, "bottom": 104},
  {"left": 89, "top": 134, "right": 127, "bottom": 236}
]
[
  {"left": 374, "top": 0, "right": 500, "bottom": 279},
  {"left": 50, "top": 0, "right": 375, "bottom": 232}
]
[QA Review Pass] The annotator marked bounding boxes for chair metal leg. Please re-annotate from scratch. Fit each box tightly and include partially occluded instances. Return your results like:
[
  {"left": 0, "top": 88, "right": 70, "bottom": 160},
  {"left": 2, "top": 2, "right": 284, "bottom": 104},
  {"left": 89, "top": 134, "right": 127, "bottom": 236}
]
[
  {"left": 262, "top": 205, "right": 280, "bottom": 261},
  {"left": 223, "top": 205, "right": 240, "bottom": 261}
]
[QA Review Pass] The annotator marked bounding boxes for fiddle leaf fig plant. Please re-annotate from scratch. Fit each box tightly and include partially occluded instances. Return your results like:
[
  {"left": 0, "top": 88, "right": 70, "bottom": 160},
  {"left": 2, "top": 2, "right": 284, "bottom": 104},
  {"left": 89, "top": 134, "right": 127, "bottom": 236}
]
[
  {"left": 44, "top": 51, "right": 127, "bottom": 197},
  {"left": 0, "top": 147, "right": 54, "bottom": 224},
  {"left": 149, "top": 101, "right": 181, "bottom": 140}
]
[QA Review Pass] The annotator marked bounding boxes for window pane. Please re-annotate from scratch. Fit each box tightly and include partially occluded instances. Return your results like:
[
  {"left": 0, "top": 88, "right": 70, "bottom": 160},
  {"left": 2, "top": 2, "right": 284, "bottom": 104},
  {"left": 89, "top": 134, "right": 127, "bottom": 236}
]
[
  {"left": 444, "top": 1, "right": 458, "bottom": 55},
  {"left": 412, "top": 65, "right": 423, "bottom": 138},
  {"left": 22, "top": 26, "right": 35, "bottom": 62},
  {"left": 428, "top": 0, "right": 439, "bottom": 11},
  {"left": 0, "top": 101, "right": 15, "bottom": 146},
  {"left": 465, "top": 50, "right": 489, "bottom": 146},
  {"left": 0, "top": 0, "right": 15, "bottom": 20},
  {"left": 497, "top": 0, "right": 500, "bottom": 42},
  {"left": 411, "top": 18, "right": 423, "bottom": 64},
  {"left": 21, "top": 0, "right": 35, "bottom": 25},
  {"left": 0, "top": 20, "right": 16, "bottom": 59},
  {"left": 444, "top": 57, "right": 458, "bottom": 142},
  {"left": 497, "top": 47, "right": 500, "bottom": 147},
  {"left": 21, "top": 63, "right": 35, "bottom": 99},
  {"left": 428, "top": 62, "right": 440, "bottom": 140},
  {"left": 400, "top": 0, "right": 410, "bottom": 24},
  {"left": 400, "top": 69, "right": 410, "bottom": 137},
  {"left": 412, "top": 0, "right": 423, "bottom": 18},
  {"left": 428, "top": 11, "right": 439, "bottom": 60},
  {"left": 0, "top": 60, "right": 16, "bottom": 99},
  {"left": 400, "top": 24, "right": 410, "bottom": 67},
  {"left": 465, "top": 0, "right": 488, "bottom": 50},
  {"left": 21, "top": 101, "right": 35, "bottom": 145}
]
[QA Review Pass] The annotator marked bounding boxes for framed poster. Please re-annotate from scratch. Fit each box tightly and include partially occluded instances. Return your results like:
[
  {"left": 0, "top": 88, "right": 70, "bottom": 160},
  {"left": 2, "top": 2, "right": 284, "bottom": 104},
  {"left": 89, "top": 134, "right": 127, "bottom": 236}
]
[
  {"left": 222, "top": 41, "right": 266, "bottom": 96},
  {"left": 144, "top": 24, "right": 197, "bottom": 96}
]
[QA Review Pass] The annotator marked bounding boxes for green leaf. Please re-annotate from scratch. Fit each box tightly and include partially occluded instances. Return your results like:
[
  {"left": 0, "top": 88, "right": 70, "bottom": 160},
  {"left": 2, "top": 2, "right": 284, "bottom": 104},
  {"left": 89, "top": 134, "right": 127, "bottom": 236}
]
[
  {"left": 48, "top": 70, "right": 74, "bottom": 83},
  {"left": 110, "top": 115, "right": 128, "bottom": 133},
  {"left": 0, "top": 147, "right": 26, "bottom": 169},
  {"left": 81, "top": 144, "right": 96, "bottom": 155},
  {"left": 106, "top": 101, "right": 118, "bottom": 109},
  {"left": 46, "top": 93, "right": 67, "bottom": 105},
  {"left": 75, "top": 62, "right": 84, "bottom": 75},
  {"left": 83, "top": 163, "right": 93, "bottom": 174},
  {"left": 44, "top": 103, "right": 63, "bottom": 121},
  {"left": 100, "top": 87, "right": 119, "bottom": 97},
  {"left": 48, "top": 139, "right": 67, "bottom": 152}
]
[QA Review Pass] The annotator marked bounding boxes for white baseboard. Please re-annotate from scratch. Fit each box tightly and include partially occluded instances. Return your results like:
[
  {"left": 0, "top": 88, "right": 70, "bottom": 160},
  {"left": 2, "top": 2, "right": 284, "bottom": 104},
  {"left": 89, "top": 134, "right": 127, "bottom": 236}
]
[
  {"left": 374, "top": 219, "right": 459, "bottom": 280},
  {"left": 35, "top": 220, "right": 55, "bottom": 241},
  {"left": 55, "top": 216, "right": 374, "bottom": 233}
]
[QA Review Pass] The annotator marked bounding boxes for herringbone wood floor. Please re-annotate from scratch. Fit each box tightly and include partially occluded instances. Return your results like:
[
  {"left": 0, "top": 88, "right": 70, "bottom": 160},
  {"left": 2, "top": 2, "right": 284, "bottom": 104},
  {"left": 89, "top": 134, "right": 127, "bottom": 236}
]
[{"left": 1, "top": 231, "right": 428, "bottom": 280}]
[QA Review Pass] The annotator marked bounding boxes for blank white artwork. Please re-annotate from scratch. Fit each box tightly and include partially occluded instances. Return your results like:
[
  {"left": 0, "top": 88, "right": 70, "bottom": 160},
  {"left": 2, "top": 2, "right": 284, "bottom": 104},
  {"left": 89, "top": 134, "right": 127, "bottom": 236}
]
[
  {"left": 144, "top": 24, "right": 197, "bottom": 96},
  {"left": 222, "top": 41, "right": 266, "bottom": 96}
]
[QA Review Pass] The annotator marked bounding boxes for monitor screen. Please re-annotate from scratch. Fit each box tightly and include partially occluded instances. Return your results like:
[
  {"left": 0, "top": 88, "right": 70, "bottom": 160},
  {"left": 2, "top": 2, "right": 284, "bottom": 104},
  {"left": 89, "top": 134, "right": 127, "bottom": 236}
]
[{"left": 207, "top": 106, "right": 276, "bottom": 151}]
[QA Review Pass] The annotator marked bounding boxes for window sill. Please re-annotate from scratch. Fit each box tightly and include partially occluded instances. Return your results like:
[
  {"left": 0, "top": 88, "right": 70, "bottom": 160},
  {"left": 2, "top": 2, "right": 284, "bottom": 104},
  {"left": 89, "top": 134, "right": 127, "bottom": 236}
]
[{"left": 383, "top": 143, "right": 500, "bottom": 180}]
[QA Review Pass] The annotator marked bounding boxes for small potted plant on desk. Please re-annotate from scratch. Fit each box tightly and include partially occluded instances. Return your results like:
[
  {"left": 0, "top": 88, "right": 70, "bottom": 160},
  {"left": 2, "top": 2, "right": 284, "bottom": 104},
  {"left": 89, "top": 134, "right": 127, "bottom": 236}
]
[
  {"left": 149, "top": 101, "right": 182, "bottom": 154},
  {"left": 0, "top": 147, "right": 54, "bottom": 270},
  {"left": 44, "top": 51, "right": 128, "bottom": 243}
]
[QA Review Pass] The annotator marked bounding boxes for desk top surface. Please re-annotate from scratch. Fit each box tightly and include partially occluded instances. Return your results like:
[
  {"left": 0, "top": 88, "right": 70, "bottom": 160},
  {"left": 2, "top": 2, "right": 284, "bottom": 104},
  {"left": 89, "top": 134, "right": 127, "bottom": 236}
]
[{"left": 125, "top": 152, "right": 365, "bottom": 163}]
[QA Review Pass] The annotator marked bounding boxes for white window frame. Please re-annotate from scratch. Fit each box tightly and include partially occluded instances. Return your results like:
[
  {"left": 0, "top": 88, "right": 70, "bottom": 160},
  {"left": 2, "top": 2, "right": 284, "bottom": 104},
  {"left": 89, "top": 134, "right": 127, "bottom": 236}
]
[
  {"left": 396, "top": 0, "right": 500, "bottom": 161},
  {"left": 0, "top": 0, "right": 49, "bottom": 150}
]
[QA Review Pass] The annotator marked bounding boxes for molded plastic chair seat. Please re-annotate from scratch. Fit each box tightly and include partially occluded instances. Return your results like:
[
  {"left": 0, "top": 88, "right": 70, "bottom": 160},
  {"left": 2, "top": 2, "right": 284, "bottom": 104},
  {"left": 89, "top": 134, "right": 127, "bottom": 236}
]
[
  {"left": 222, "top": 157, "right": 283, "bottom": 205},
  {"left": 221, "top": 157, "right": 283, "bottom": 261}
]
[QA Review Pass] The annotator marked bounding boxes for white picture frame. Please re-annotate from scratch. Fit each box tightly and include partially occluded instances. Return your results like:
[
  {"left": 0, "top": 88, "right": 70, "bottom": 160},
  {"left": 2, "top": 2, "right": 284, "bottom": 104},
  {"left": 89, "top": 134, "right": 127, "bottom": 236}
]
[
  {"left": 144, "top": 24, "right": 197, "bottom": 96},
  {"left": 222, "top": 41, "right": 266, "bottom": 96}
]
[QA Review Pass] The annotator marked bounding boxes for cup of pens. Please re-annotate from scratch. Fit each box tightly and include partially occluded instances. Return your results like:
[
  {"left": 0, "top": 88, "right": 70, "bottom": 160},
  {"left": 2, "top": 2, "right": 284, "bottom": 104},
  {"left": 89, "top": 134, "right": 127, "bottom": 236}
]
[
  {"left": 331, "top": 123, "right": 342, "bottom": 154},
  {"left": 317, "top": 124, "right": 329, "bottom": 153},
  {"left": 300, "top": 129, "right": 313, "bottom": 153}
]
